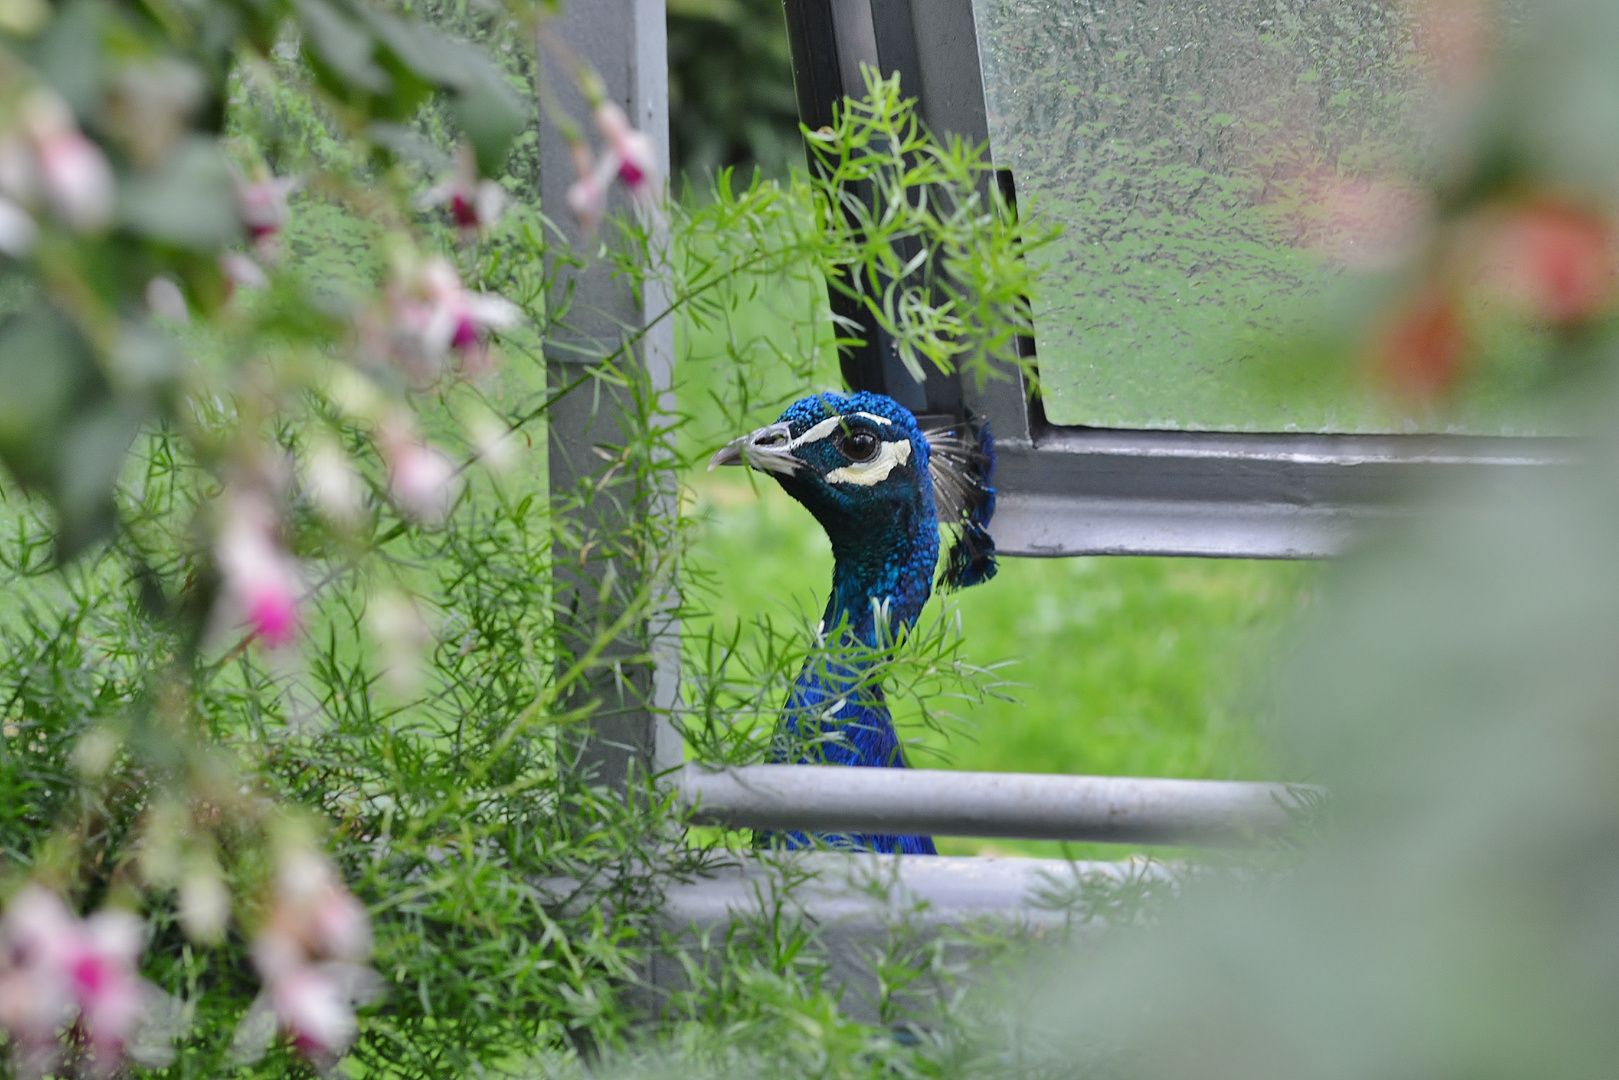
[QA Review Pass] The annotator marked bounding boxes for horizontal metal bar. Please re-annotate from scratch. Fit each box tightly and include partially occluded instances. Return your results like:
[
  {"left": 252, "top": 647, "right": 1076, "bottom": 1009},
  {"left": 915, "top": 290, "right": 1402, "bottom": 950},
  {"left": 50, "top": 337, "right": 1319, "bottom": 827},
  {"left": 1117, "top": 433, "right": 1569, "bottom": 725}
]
[
  {"left": 984, "top": 431, "right": 1571, "bottom": 559},
  {"left": 681, "top": 763, "right": 1318, "bottom": 845},
  {"left": 652, "top": 851, "right": 1163, "bottom": 1022},
  {"left": 992, "top": 492, "right": 1370, "bottom": 558}
]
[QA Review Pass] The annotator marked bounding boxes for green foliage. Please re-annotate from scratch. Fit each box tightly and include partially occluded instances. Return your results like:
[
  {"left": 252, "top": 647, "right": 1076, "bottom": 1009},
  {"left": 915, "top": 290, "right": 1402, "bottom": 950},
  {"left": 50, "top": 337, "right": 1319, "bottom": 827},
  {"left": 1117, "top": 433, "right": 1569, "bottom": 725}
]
[
  {"left": 0, "top": 16, "right": 1093, "bottom": 1070},
  {"left": 804, "top": 70, "right": 1054, "bottom": 385}
]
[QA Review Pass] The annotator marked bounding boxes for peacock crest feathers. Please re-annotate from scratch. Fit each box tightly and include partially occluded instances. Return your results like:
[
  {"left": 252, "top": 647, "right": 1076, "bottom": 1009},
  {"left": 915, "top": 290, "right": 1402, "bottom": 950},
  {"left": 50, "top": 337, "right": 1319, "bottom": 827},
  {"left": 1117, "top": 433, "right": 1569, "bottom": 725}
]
[{"left": 923, "top": 416, "right": 998, "bottom": 591}]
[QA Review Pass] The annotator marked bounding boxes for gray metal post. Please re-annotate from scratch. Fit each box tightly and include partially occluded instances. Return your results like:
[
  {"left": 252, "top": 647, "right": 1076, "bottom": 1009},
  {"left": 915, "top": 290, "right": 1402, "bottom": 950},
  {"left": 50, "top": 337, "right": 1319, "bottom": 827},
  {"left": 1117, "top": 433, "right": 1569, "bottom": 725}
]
[{"left": 539, "top": 0, "right": 681, "bottom": 793}]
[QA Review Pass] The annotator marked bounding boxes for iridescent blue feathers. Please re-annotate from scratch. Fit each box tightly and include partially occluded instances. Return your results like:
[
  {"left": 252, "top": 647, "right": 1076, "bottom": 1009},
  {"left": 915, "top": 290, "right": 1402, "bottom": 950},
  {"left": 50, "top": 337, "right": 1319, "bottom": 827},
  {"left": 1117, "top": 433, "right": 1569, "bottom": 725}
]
[{"left": 709, "top": 391, "right": 999, "bottom": 856}]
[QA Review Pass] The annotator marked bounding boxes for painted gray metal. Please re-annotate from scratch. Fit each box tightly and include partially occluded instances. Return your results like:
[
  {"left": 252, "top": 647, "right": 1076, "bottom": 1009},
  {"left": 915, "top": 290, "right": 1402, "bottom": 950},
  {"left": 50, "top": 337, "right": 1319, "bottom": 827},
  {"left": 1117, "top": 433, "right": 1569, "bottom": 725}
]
[
  {"left": 539, "top": 0, "right": 682, "bottom": 790},
  {"left": 653, "top": 851, "right": 1160, "bottom": 1023},
  {"left": 681, "top": 763, "right": 1318, "bottom": 845},
  {"left": 990, "top": 427, "right": 1570, "bottom": 558}
]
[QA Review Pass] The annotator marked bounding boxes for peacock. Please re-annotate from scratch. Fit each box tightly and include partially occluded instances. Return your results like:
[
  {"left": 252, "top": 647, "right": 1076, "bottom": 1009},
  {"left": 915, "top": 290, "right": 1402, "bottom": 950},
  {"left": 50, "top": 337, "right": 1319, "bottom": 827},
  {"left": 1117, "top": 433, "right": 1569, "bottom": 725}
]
[{"left": 709, "top": 391, "right": 998, "bottom": 854}]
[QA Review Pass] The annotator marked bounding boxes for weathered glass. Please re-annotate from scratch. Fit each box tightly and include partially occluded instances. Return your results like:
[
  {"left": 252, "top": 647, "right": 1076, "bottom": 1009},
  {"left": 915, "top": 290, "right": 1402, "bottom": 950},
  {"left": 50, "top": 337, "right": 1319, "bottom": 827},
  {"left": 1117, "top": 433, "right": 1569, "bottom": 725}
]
[{"left": 974, "top": 0, "right": 1549, "bottom": 433}]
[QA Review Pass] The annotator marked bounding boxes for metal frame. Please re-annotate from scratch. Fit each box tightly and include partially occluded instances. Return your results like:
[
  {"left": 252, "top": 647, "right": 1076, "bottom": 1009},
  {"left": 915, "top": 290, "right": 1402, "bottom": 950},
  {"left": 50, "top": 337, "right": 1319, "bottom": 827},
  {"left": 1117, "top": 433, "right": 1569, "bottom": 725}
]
[
  {"left": 540, "top": 0, "right": 683, "bottom": 790},
  {"left": 652, "top": 851, "right": 1160, "bottom": 1024},
  {"left": 681, "top": 764, "right": 1315, "bottom": 845},
  {"left": 781, "top": 0, "right": 1569, "bottom": 559}
]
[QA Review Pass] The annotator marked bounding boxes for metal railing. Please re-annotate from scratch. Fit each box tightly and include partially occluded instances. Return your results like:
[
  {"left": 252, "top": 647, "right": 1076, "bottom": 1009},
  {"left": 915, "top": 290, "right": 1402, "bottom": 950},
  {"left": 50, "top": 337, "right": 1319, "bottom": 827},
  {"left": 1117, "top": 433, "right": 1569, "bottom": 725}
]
[{"left": 681, "top": 763, "right": 1320, "bottom": 846}]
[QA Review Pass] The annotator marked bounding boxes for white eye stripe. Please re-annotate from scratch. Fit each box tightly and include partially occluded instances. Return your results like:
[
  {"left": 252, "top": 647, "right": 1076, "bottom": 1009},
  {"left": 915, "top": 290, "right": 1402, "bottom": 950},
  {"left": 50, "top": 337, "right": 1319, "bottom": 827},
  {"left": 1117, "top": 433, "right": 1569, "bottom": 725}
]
[
  {"left": 786, "top": 411, "right": 896, "bottom": 450},
  {"left": 825, "top": 439, "right": 912, "bottom": 486},
  {"left": 786, "top": 416, "right": 843, "bottom": 449}
]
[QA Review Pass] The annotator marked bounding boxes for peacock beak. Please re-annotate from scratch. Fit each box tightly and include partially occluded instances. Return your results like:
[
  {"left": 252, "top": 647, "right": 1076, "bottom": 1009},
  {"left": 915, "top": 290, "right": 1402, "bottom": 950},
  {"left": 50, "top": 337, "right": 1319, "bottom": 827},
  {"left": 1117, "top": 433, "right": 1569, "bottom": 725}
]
[{"left": 707, "top": 422, "right": 800, "bottom": 475}]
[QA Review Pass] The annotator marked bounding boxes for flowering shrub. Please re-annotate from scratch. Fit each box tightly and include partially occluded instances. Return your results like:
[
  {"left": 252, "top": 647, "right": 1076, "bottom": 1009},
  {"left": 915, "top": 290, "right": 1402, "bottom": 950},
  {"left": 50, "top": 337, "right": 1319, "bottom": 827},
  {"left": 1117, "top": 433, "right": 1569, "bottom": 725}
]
[
  {"left": 0, "top": 0, "right": 1055, "bottom": 1069},
  {"left": 0, "top": 0, "right": 687, "bottom": 1073}
]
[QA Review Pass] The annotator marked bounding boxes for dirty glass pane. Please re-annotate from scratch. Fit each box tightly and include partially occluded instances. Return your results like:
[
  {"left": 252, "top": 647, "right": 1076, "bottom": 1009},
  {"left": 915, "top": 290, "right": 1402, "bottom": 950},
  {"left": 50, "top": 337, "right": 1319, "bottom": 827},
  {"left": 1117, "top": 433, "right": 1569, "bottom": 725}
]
[{"left": 975, "top": 0, "right": 1548, "bottom": 434}]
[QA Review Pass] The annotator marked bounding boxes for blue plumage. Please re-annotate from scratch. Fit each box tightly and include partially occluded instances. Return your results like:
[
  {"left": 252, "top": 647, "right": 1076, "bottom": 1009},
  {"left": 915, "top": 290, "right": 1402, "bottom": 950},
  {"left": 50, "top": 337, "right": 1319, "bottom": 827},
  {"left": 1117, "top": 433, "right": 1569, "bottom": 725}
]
[{"left": 710, "top": 392, "right": 998, "bottom": 856}]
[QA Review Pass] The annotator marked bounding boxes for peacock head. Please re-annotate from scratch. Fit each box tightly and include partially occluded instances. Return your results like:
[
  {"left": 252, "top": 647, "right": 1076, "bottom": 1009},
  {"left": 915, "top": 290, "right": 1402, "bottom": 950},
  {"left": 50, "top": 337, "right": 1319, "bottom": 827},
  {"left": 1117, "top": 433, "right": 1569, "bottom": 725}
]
[{"left": 709, "top": 391, "right": 998, "bottom": 592}]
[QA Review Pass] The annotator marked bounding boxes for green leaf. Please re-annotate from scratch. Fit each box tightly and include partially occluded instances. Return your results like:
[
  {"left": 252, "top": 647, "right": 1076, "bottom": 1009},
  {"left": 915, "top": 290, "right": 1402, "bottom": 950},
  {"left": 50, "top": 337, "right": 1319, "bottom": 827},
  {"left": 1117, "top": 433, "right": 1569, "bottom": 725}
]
[
  {"left": 23, "top": 0, "right": 104, "bottom": 115},
  {"left": 360, "top": 8, "right": 477, "bottom": 87},
  {"left": 292, "top": 0, "right": 390, "bottom": 94},
  {"left": 366, "top": 122, "right": 451, "bottom": 172},
  {"left": 118, "top": 137, "right": 243, "bottom": 250},
  {"left": 0, "top": 306, "right": 100, "bottom": 489},
  {"left": 0, "top": 305, "right": 141, "bottom": 557},
  {"left": 55, "top": 399, "right": 146, "bottom": 559},
  {"left": 454, "top": 80, "right": 527, "bottom": 177},
  {"left": 357, "top": 8, "right": 527, "bottom": 170}
]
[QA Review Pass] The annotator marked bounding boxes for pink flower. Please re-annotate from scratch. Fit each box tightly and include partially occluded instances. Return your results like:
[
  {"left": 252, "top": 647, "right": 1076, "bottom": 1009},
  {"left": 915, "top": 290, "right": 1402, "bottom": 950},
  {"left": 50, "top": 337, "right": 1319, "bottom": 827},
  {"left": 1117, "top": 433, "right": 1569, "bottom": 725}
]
[
  {"left": 220, "top": 251, "right": 270, "bottom": 292},
  {"left": 379, "top": 428, "right": 461, "bottom": 527},
  {"left": 9, "top": 92, "right": 115, "bottom": 234},
  {"left": 1482, "top": 199, "right": 1615, "bottom": 325},
  {"left": 420, "top": 146, "right": 507, "bottom": 234},
  {"left": 565, "top": 141, "right": 611, "bottom": 232},
  {"left": 233, "top": 956, "right": 378, "bottom": 1066},
  {"left": 0, "top": 887, "right": 157, "bottom": 1077},
  {"left": 232, "top": 851, "right": 379, "bottom": 1066},
  {"left": 215, "top": 489, "right": 303, "bottom": 648},
  {"left": 388, "top": 256, "right": 521, "bottom": 379},
  {"left": 235, "top": 172, "right": 298, "bottom": 250},
  {"left": 594, "top": 102, "right": 658, "bottom": 198},
  {"left": 69, "top": 910, "right": 147, "bottom": 1069},
  {"left": 564, "top": 104, "right": 661, "bottom": 230},
  {"left": 273, "top": 964, "right": 356, "bottom": 1058},
  {"left": 273, "top": 850, "right": 373, "bottom": 962},
  {"left": 0, "top": 887, "right": 78, "bottom": 1068},
  {"left": 1375, "top": 285, "right": 1466, "bottom": 400}
]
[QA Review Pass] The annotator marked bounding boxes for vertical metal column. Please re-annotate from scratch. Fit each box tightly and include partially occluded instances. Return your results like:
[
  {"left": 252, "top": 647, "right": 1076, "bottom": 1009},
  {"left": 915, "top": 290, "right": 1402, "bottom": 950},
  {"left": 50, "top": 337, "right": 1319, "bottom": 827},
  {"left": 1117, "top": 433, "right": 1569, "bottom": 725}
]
[
  {"left": 539, "top": 0, "right": 681, "bottom": 793},
  {"left": 781, "top": 0, "right": 1023, "bottom": 423}
]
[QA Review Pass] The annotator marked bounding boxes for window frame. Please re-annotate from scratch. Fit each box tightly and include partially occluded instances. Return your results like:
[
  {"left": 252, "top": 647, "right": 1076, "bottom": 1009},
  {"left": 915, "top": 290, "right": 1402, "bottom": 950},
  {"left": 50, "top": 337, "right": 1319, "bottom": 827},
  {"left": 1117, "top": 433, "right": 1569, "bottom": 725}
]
[{"left": 782, "top": 0, "right": 1568, "bottom": 559}]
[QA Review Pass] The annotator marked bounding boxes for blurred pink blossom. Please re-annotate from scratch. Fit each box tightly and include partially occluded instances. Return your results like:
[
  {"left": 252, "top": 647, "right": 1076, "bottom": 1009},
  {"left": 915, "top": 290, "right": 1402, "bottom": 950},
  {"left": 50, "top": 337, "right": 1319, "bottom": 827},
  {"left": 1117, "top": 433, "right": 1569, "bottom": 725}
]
[
  {"left": 0, "top": 886, "right": 78, "bottom": 1074},
  {"left": 1376, "top": 285, "right": 1467, "bottom": 400},
  {"left": 220, "top": 251, "right": 270, "bottom": 292},
  {"left": 235, "top": 172, "right": 298, "bottom": 251},
  {"left": 215, "top": 489, "right": 303, "bottom": 648},
  {"left": 565, "top": 103, "right": 661, "bottom": 230},
  {"left": 388, "top": 256, "right": 521, "bottom": 379},
  {"left": 379, "top": 426, "right": 461, "bottom": 526},
  {"left": 1480, "top": 199, "right": 1616, "bottom": 325},
  {"left": 272, "top": 964, "right": 356, "bottom": 1059},
  {"left": 595, "top": 102, "right": 658, "bottom": 197},
  {"left": 420, "top": 146, "right": 507, "bottom": 234},
  {"left": 0, "top": 92, "right": 116, "bottom": 234},
  {"left": 70, "top": 909, "right": 147, "bottom": 1071},
  {"left": 273, "top": 850, "right": 372, "bottom": 962},
  {"left": 566, "top": 141, "right": 611, "bottom": 232},
  {"left": 0, "top": 887, "right": 156, "bottom": 1077},
  {"left": 234, "top": 851, "right": 379, "bottom": 1066}
]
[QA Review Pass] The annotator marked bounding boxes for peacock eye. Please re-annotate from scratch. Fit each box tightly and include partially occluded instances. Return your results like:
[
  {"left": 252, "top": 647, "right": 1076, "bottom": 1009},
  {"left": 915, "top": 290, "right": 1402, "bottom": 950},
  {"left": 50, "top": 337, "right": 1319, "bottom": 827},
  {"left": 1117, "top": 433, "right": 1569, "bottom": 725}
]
[{"left": 837, "top": 429, "right": 881, "bottom": 463}]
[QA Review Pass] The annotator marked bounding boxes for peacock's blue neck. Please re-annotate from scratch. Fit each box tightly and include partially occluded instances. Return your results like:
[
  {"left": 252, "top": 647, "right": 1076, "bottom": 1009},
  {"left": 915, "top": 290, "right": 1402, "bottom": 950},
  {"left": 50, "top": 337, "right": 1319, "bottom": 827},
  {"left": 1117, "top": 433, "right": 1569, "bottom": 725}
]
[
  {"left": 787, "top": 480, "right": 939, "bottom": 764},
  {"left": 821, "top": 503, "right": 939, "bottom": 648}
]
